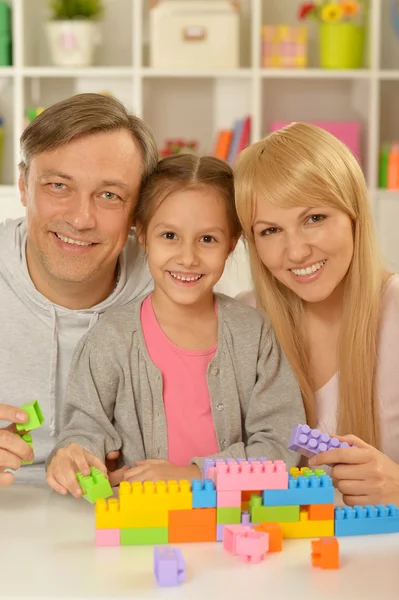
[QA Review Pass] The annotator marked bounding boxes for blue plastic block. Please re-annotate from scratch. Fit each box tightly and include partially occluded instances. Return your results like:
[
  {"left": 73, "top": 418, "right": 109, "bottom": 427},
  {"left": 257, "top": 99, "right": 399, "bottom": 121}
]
[
  {"left": 263, "top": 473, "right": 334, "bottom": 506},
  {"left": 335, "top": 504, "right": 399, "bottom": 536},
  {"left": 191, "top": 479, "right": 217, "bottom": 508},
  {"left": 288, "top": 424, "right": 354, "bottom": 459}
]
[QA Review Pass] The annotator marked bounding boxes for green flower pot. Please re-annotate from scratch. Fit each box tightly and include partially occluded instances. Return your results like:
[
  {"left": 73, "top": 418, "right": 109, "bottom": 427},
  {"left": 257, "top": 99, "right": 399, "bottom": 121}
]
[{"left": 320, "top": 23, "right": 365, "bottom": 69}]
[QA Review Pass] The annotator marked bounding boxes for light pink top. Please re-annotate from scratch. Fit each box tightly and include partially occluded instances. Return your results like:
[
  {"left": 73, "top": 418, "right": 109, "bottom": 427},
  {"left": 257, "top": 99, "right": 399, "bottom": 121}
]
[
  {"left": 237, "top": 275, "right": 399, "bottom": 463},
  {"left": 140, "top": 295, "right": 219, "bottom": 466}
]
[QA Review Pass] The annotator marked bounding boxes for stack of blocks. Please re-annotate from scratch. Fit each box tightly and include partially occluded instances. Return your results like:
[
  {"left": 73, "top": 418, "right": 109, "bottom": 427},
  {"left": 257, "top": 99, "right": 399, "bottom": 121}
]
[
  {"left": 93, "top": 425, "right": 399, "bottom": 546},
  {"left": 262, "top": 25, "right": 308, "bottom": 68}
]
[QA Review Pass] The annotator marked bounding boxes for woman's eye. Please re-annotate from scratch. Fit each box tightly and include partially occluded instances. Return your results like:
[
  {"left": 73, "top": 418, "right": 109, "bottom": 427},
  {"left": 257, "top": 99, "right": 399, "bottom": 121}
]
[
  {"left": 307, "top": 214, "right": 326, "bottom": 224},
  {"left": 261, "top": 227, "right": 279, "bottom": 236},
  {"left": 201, "top": 235, "right": 216, "bottom": 243},
  {"left": 162, "top": 232, "right": 177, "bottom": 240}
]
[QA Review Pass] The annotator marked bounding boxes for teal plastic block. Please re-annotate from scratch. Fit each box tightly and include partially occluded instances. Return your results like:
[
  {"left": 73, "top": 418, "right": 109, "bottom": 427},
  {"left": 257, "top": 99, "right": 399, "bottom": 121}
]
[
  {"left": 16, "top": 400, "right": 44, "bottom": 432},
  {"left": 263, "top": 473, "right": 334, "bottom": 506},
  {"left": 192, "top": 479, "right": 217, "bottom": 508},
  {"left": 76, "top": 466, "right": 113, "bottom": 503},
  {"left": 335, "top": 504, "right": 399, "bottom": 536},
  {"left": 20, "top": 433, "right": 33, "bottom": 465}
]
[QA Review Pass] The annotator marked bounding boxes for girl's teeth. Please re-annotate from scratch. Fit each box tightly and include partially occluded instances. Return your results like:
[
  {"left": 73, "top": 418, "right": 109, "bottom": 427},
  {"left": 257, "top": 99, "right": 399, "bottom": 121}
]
[
  {"left": 170, "top": 272, "right": 202, "bottom": 282},
  {"left": 291, "top": 260, "right": 326, "bottom": 277}
]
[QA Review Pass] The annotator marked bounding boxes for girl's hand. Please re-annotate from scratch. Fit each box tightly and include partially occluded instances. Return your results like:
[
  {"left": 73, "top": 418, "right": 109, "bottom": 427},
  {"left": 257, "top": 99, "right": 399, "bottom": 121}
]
[
  {"left": 122, "top": 459, "right": 201, "bottom": 484},
  {"left": 46, "top": 443, "right": 108, "bottom": 498},
  {"left": 309, "top": 435, "right": 399, "bottom": 506}
]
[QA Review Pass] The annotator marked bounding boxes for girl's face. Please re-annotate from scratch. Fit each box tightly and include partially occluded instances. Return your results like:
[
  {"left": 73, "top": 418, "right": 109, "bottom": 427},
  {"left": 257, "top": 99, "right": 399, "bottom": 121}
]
[
  {"left": 252, "top": 200, "right": 354, "bottom": 304},
  {"left": 143, "top": 187, "right": 235, "bottom": 308}
]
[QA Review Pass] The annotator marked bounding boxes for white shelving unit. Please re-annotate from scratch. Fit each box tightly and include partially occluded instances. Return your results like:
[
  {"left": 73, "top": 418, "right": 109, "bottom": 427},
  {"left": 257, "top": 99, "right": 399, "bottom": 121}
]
[{"left": 1, "top": 0, "right": 399, "bottom": 269}]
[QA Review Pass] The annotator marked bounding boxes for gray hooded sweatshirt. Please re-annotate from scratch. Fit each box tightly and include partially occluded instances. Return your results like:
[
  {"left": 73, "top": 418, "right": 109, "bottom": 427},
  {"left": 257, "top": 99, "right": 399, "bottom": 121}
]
[{"left": 0, "top": 218, "right": 152, "bottom": 484}]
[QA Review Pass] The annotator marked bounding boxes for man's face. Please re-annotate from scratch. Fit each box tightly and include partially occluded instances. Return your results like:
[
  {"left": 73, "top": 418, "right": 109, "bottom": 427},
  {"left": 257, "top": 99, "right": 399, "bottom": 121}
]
[{"left": 20, "top": 129, "right": 143, "bottom": 285}]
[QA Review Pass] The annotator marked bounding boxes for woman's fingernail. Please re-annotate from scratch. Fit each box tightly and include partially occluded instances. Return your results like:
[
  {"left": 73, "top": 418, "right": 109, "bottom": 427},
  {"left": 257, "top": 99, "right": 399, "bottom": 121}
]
[
  {"left": 16, "top": 411, "right": 27, "bottom": 422},
  {"left": 309, "top": 459, "right": 315, "bottom": 466}
]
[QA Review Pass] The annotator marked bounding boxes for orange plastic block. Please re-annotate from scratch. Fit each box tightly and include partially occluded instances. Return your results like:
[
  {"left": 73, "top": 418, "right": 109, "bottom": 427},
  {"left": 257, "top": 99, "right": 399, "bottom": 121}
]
[
  {"left": 241, "top": 490, "right": 260, "bottom": 510},
  {"left": 169, "top": 508, "right": 216, "bottom": 529},
  {"left": 311, "top": 537, "right": 339, "bottom": 569},
  {"left": 253, "top": 522, "right": 283, "bottom": 552},
  {"left": 306, "top": 504, "right": 335, "bottom": 521},
  {"left": 168, "top": 525, "right": 216, "bottom": 543}
]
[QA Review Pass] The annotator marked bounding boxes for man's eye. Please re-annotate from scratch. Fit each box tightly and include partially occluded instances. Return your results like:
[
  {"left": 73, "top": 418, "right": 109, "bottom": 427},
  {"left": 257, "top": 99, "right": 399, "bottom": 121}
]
[{"left": 101, "top": 192, "right": 119, "bottom": 201}]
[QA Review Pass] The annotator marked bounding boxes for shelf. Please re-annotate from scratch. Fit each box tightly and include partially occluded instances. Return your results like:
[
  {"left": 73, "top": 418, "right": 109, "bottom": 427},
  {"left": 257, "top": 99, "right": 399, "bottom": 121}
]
[
  {"left": 141, "top": 68, "right": 253, "bottom": 79},
  {"left": 0, "top": 67, "right": 14, "bottom": 77},
  {"left": 379, "top": 70, "right": 399, "bottom": 81},
  {"left": 21, "top": 67, "right": 135, "bottom": 79},
  {"left": 261, "top": 69, "right": 372, "bottom": 80}
]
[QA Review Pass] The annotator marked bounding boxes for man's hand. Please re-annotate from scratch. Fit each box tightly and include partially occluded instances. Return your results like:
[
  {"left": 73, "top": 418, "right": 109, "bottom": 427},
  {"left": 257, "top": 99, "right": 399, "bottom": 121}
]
[
  {"left": 46, "top": 443, "right": 107, "bottom": 498},
  {"left": 309, "top": 434, "right": 399, "bottom": 506},
  {"left": 122, "top": 459, "right": 201, "bottom": 484},
  {"left": 105, "top": 450, "right": 130, "bottom": 487},
  {"left": 0, "top": 404, "right": 33, "bottom": 487}
]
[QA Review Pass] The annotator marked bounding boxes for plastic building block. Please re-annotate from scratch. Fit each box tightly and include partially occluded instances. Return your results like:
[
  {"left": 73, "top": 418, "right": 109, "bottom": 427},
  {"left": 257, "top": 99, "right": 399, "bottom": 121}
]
[
  {"left": 20, "top": 433, "right": 33, "bottom": 465},
  {"left": 280, "top": 519, "right": 334, "bottom": 539},
  {"left": 16, "top": 400, "right": 44, "bottom": 432},
  {"left": 119, "top": 480, "right": 192, "bottom": 511},
  {"left": 96, "top": 498, "right": 121, "bottom": 529},
  {"left": 262, "top": 472, "right": 334, "bottom": 507},
  {"left": 169, "top": 508, "right": 216, "bottom": 543},
  {"left": 217, "top": 490, "right": 242, "bottom": 508},
  {"left": 95, "top": 529, "right": 120, "bottom": 547},
  {"left": 307, "top": 504, "right": 335, "bottom": 521},
  {"left": 209, "top": 459, "right": 288, "bottom": 491},
  {"left": 217, "top": 507, "right": 241, "bottom": 524},
  {"left": 334, "top": 504, "right": 399, "bottom": 537},
  {"left": 223, "top": 525, "right": 253, "bottom": 555},
  {"left": 241, "top": 490, "right": 260, "bottom": 510},
  {"left": 169, "top": 526, "right": 216, "bottom": 543},
  {"left": 253, "top": 522, "right": 283, "bottom": 552},
  {"left": 249, "top": 496, "right": 299, "bottom": 523},
  {"left": 121, "top": 527, "right": 168, "bottom": 545},
  {"left": 236, "top": 530, "right": 269, "bottom": 563},
  {"left": 288, "top": 424, "right": 353, "bottom": 459},
  {"left": 191, "top": 479, "right": 216, "bottom": 508},
  {"left": 76, "top": 466, "right": 113, "bottom": 504},
  {"left": 154, "top": 547, "right": 186, "bottom": 587},
  {"left": 311, "top": 537, "right": 339, "bottom": 569}
]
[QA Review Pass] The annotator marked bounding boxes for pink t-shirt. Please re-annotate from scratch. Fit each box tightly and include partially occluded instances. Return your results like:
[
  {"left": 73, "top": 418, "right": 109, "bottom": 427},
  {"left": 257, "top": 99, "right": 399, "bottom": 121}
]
[
  {"left": 140, "top": 295, "right": 220, "bottom": 466},
  {"left": 237, "top": 275, "right": 399, "bottom": 463}
]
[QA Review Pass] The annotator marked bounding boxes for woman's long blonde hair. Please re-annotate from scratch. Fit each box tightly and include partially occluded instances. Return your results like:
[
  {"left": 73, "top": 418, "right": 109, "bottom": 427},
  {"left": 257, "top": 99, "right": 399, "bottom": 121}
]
[{"left": 235, "top": 123, "right": 386, "bottom": 447}]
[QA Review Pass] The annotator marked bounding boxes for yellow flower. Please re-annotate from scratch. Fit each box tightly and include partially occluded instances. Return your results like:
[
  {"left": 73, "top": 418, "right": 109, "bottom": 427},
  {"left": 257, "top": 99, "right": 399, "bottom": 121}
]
[
  {"left": 340, "top": 1, "right": 360, "bottom": 17},
  {"left": 321, "top": 3, "right": 344, "bottom": 22}
]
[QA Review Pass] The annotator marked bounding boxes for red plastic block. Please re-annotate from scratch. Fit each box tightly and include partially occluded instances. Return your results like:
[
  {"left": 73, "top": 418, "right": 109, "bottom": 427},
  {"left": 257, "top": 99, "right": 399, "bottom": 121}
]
[
  {"left": 307, "top": 504, "right": 335, "bottom": 521},
  {"left": 223, "top": 525, "right": 252, "bottom": 555},
  {"left": 236, "top": 530, "right": 269, "bottom": 563},
  {"left": 211, "top": 460, "right": 288, "bottom": 491},
  {"left": 311, "top": 537, "right": 339, "bottom": 569},
  {"left": 253, "top": 522, "right": 283, "bottom": 552}
]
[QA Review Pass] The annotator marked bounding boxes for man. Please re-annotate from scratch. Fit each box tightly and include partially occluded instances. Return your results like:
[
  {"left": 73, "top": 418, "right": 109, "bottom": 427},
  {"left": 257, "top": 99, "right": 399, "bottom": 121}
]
[{"left": 0, "top": 93, "right": 158, "bottom": 485}]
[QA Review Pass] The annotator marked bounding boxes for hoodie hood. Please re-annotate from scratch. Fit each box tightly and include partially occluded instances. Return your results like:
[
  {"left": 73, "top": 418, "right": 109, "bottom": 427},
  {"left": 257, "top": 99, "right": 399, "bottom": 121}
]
[{"left": 0, "top": 218, "right": 152, "bottom": 483}]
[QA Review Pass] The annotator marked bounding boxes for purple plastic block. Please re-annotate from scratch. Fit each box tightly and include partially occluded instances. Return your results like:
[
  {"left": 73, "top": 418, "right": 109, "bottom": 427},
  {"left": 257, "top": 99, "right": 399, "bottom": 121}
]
[
  {"left": 288, "top": 424, "right": 352, "bottom": 458},
  {"left": 154, "top": 547, "right": 185, "bottom": 587},
  {"left": 217, "top": 524, "right": 225, "bottom": 541}
]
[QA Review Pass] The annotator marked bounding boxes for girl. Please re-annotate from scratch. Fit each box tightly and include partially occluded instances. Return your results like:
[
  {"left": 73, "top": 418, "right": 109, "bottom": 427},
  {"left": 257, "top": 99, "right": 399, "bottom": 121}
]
[
  {"left": 234, "top": 123, "right": 399, "bottom": 507},
  {"left": 46, "top": 154, "right": 305, "bottom": 498}
]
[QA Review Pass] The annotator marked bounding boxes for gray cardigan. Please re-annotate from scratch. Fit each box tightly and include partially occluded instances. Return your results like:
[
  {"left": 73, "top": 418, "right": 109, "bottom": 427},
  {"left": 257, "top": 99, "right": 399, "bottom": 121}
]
[{"left": 50, "top": 294, "right": 305, "bottom": 470}]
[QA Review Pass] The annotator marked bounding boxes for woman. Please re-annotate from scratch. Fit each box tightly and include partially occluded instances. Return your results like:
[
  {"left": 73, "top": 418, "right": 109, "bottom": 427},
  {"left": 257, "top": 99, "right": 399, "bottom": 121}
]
[{"left": 235, "top": 122, "right": 399, "bottom": 507}]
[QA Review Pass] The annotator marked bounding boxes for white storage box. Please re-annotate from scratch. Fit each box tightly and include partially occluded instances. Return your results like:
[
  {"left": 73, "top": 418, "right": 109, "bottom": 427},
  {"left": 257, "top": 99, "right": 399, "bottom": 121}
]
[{"left": 150, "top": 1, "right": 240, "bottom": 69}]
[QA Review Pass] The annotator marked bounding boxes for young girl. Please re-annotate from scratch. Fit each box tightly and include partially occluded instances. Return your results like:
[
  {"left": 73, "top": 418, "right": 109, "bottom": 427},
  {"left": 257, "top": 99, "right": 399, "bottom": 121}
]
[
  {"left": 46, "top": 154, "right": 305, "bottom": 498},
  {"left": 234, "top": 123, "right": 399, "bottom": 506}
]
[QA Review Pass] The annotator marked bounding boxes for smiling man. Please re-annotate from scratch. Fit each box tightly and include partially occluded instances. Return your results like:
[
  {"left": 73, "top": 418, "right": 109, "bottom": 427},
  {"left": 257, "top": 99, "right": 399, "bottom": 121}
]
[{"left": 0, "top": 93, "right": 158, "bottom": 485}]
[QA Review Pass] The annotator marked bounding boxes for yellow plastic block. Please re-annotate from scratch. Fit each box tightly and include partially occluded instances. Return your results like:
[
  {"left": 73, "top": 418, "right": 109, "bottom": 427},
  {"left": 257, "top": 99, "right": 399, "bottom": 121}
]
[
  {"left": 119, "top": 509, "right": 168, "bottom": 529},
  {"left": 279, "top": 519, "right": 334, "bottom": 539},
  {"left": 118, "top": 479, "right": 192, "bottom": 512},
  {"left": 95, "top": 498, "right": 121, "bottom": 529}
]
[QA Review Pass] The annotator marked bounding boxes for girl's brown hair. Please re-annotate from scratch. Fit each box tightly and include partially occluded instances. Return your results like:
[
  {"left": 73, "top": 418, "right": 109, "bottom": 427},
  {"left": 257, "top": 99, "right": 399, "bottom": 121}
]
[
  {"left": 235, "top": 122, "right": 387, "bottom": 448},
  {"left": 135, "top": 153, "right": 242, "bottom": 241}
]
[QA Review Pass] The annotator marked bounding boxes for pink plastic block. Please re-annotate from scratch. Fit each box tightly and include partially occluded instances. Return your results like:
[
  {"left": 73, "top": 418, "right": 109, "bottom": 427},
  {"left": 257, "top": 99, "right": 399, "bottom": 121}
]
[
  {"left": 96, "top": 528, "right": 120, "bottom": 547},
  {"left": 236, "top": 531, "right": 269, "bottom": 564},
  {"left": 223, "top": 525, "right": 252, "bottom": 555},
  {"left": 217, "top": 490, "right": 242, "bottom": 508},
  {"left": 270, "top": 121, "right": 360, "bottom": 161},
  {"left": 214, "top": 460, "right": 288, "bottom": 491}
]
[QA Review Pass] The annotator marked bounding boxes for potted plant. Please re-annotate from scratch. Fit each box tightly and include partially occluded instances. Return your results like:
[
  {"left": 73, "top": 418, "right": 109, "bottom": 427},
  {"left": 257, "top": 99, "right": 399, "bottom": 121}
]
[
  {"left": 298, "top": 1, "right": 367, "bottom": 69},
  {"left": 46, "top": 0, "right": 104, "bottom": 67}
]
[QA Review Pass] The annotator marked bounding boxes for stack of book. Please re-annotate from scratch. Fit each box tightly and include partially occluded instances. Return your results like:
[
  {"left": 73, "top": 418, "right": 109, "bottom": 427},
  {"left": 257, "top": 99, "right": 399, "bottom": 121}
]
[{"left": 213, "top": 116, "right": 251, "bottom": 166}]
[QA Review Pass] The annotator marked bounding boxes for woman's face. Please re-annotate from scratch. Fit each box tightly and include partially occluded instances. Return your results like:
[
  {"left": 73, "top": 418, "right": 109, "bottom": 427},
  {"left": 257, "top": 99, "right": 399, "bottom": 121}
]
[{"left": 252, "top": 200, "right": 354, "bottom": 304}]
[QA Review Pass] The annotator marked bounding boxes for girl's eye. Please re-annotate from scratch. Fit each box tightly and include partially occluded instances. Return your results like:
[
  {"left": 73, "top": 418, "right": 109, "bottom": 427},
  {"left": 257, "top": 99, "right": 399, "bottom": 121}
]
[
  {"left": 162, "top": 232, "right": 177, "bottom": 240},
  {"left": 200, "top": 235, "right": 216, "bottom": 243},
  {"left": 306, "top": 214, "right": 326, "bottom": 224},
  {"left": 260, "top": 227, "right": 279, "bottom": 236},
  {"left": 101, "top": 191, "right": 120, "bottom": 201}
]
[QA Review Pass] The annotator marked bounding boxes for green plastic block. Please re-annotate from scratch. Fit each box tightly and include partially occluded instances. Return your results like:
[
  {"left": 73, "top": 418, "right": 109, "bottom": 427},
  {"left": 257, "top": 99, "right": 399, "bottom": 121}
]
[
  {"left": 249, "top": 496, "right": 300, "bottom": 523},
  {"left": 216, "top": 507, "right": 241, "bottom": 525},
  {"left": 120, "top": 527, "right": 168, "bottom": 546},
  {"left": 20, "top": 433, "right": 33, "bottom": 465},
  {"left": 76, "top": 466, "right": 113, "bottom": 503},
  {"left": 16, "top": 400, "right": 44, "bottom": 432}
]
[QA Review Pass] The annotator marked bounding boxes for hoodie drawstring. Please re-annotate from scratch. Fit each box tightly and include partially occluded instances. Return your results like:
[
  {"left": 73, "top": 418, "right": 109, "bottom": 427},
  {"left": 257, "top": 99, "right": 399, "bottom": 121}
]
[{"left": 48, "top": 305, "right": 58, "bottom": 437}]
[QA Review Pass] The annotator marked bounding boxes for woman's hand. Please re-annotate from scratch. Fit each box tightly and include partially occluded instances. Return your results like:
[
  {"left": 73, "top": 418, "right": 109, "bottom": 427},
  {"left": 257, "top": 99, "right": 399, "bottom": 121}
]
[
  {"left": 122, "top": 459, "right": 201, "bottom": 483},
  {"left": 309, "top": 434, "right": 399, "bottom": 506}
]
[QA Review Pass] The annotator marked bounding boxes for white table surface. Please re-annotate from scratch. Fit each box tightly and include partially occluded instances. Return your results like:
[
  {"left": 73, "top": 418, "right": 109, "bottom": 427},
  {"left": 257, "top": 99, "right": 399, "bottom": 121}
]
[{"left": 1, "top": 485, "right": 399, "bottom": 600}]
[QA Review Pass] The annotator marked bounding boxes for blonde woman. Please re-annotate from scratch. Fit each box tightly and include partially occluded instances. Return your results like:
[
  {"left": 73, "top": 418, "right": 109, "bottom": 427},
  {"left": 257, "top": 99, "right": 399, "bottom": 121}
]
[{"left": 235, "top": 123, "right": 399, "bottom": 507}]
